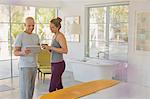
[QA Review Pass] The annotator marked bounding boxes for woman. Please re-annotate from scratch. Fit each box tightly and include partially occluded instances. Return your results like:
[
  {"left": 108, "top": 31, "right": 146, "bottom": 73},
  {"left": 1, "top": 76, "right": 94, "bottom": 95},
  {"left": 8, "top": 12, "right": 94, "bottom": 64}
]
[{"left": 42, "top": 17, "right": 68, "bottom": 92}]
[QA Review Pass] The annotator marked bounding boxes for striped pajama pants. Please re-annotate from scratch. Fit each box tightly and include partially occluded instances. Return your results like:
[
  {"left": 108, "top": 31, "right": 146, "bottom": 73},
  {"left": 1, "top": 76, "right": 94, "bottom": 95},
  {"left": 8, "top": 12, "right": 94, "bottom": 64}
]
[{"left": 19, "top": 67, "right": 37, "bottom": 99}]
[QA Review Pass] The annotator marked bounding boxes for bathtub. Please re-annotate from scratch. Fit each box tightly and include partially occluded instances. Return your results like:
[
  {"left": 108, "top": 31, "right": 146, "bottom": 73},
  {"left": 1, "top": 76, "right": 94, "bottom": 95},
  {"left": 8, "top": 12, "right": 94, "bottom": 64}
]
[{"left": 69, "top": 58, "right": 120, "bottom": 82}]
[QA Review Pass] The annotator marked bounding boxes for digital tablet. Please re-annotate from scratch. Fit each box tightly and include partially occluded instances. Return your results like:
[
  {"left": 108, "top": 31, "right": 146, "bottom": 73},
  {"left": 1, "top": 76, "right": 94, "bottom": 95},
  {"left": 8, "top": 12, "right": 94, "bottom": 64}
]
[{"left": 26, "top": 45, "right": 41, "bottom": 54}]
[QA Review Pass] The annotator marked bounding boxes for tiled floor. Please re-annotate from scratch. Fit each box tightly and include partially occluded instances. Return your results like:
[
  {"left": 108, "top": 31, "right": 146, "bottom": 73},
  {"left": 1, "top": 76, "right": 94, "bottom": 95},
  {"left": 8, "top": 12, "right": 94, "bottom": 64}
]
[
  {"left": 1, "top": 71, "right": 150, "bottom": 99},
  {"left": 0, "top": 71, "right": 82, "bottom": 99}
]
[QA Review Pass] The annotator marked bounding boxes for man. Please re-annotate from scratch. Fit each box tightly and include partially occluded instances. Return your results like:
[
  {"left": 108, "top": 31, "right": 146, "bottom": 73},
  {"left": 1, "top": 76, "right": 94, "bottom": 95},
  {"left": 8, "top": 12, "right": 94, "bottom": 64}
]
[{"left": 14, "top": 17, "right": 40, "bottom": 99}]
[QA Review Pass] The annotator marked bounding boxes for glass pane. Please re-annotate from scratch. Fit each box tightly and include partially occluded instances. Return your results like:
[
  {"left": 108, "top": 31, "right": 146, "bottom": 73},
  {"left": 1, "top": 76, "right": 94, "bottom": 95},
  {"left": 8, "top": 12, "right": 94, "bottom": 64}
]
[
  {"left": 89, "top": 40, "right": 107, "bottom": 58},
  {"left": 0, "top": 40, "right": 18, "bottom": 79},
  {"left": 109, "top": 42, "right": 128, "bottom": 61},
  {"left": 0, "top": 4, "right": 9, "bottom": 22},
  {"left": 89, "top": 24, "right": 106, "bottom": 41},
  {"left": 109, "top": 5, "right": 128, "bottom": 23},
  {"left": 109, "top": 5, "right": 128, "bottom": 61},
  {"left": 89, "top": 7, "right": 107, "bottom": 58},
  {"left": 11, "top": 6, "right": 35, "bottom": 23},
  {"left": 8, "top": 39, "right": 19, "bottom": 77},
  {"left": 0, "top": 41, "right": 10, "bottom": 60},
  {"left": 0, "top": 41, "right": 11, "bottom": 79},
  {"left": 109, "top": 23, "right": 128, "bottom": 43},
  {"left": 36, "top": 8, "right": 56, "bottom": 23},
  {"left": 89, "top": 7, "right": 106, "bottom": 24},
  {"left": 0, "top": 24, "right": 12, "bottom": 79},
  {"left": 37, "top": 24, "right": 53, "bottom": 44},
  {"left": 0, "top": 24, "right": 9, "bottom": 41},
  {"left": 11, "top": 24, "right": 24, "bottom": 40}
]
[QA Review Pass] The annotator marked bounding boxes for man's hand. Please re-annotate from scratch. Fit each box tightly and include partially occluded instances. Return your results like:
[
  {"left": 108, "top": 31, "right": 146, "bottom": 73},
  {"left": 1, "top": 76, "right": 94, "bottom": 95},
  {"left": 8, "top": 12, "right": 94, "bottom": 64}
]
[{"left": 21, "top": 48, "right": 31, "bottom": 56}]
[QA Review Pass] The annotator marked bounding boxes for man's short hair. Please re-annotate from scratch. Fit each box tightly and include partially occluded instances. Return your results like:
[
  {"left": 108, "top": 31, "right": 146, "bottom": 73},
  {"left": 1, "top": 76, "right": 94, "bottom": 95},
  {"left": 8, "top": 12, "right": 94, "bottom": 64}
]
[{"left": 25, "top": 17, "right": 34, "bottom": 23}]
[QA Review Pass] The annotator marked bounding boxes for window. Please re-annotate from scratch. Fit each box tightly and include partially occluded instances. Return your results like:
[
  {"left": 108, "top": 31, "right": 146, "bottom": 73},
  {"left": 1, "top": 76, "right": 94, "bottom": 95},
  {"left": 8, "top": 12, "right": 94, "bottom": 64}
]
[
  {"left": 87, "top": 3, "right": 129, "bottom": 61},
  {"left": 36, "top": 8, "right": 57, "bottom": 44},
  {"left": 0, "top": 4, "right": 57, "bottom": 79},
  {"left": 0, "top": 4, "right": 10, "bottom": 60},
  {"left": 11, "top": 6, "right": 35, "bottom": 40},
  {"left": 10, "top": 6, "right": 57, "bottom": 59}
]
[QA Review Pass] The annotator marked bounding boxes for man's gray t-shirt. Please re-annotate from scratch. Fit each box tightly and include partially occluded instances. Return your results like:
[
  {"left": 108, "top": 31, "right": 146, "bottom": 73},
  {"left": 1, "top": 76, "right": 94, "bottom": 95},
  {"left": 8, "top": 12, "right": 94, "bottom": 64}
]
[{"left": 14, "top": 32, "right": 40, "bottom": 67}]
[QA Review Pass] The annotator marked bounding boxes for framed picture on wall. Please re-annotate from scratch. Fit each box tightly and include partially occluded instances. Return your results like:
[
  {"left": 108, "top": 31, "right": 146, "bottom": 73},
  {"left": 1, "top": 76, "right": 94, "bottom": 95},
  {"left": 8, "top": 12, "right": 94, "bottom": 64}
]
[
  {"left": 135, "top": 11, "right": 150, "bottom": 51},
  {"left": 64, "top": 16, "right": 80, "bottom": 42}
]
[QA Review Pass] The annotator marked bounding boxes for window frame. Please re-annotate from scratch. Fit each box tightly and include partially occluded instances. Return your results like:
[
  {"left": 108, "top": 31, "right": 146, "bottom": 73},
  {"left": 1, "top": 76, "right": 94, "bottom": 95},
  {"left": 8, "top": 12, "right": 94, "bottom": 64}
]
[{"left": 85, "top": 2, "right": 129, "bottom": 61}]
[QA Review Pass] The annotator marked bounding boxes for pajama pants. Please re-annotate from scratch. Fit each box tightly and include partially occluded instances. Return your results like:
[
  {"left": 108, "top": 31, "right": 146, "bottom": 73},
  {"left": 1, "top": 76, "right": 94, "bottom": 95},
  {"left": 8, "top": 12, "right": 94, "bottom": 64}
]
[
  {"left": 19, "top": 67, "right": 37, "bottom": 99},
  {"left": 49, "top": 60, "right": 65, "bottom": 92}
]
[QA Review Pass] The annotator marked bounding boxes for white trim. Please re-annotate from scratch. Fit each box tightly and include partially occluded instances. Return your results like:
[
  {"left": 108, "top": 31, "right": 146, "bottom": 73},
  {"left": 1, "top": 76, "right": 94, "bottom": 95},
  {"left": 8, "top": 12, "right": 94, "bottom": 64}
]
[
  {"left": 85, "top": 1, "right": 130, "bottom": 8},
  {"left": 84, "top": 7, "right": 90, "bottom": 57},
  {"left": 0, "top": 0, "right": 62, "bottom": 8}
]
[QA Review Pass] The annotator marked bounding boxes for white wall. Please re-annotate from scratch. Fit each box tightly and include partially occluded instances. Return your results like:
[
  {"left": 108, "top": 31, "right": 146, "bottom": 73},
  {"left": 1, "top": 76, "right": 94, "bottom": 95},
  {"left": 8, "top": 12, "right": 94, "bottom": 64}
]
[
  {"left": 60, "top": 3, "right": 85, "bottom": 59},
  {"left": 128, "top": 0, "right": 150, "bottom": 87}
]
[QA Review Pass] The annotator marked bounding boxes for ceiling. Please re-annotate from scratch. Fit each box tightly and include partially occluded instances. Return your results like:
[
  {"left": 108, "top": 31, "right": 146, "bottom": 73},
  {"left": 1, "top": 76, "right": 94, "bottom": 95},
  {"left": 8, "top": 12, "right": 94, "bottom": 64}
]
[{"left": 11, "top": 0, "right": 99, "bottom": 3}]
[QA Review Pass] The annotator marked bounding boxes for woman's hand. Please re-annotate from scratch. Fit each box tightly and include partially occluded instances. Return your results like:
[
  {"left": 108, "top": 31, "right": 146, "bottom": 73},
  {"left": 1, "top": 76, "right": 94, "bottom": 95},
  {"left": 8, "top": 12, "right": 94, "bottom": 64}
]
[{"left": 41, "top": 44, "right": 51, "bottom": 50}]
